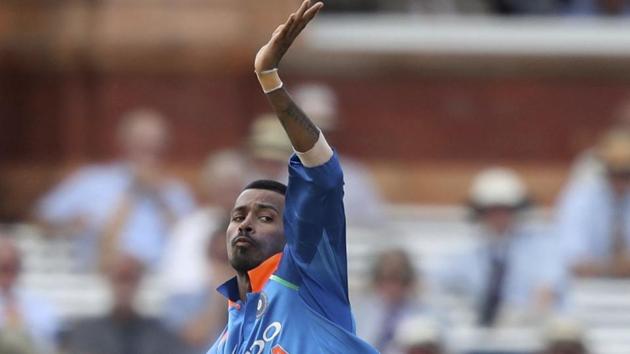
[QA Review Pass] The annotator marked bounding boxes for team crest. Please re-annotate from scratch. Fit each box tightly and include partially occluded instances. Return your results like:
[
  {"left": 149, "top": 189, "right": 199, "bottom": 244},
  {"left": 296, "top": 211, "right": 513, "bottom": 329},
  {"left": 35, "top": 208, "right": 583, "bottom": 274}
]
[
  {"left": 256, "top": 292, "right": 268, "bottom": 318},
  {"left": 272, "top": 344, "right": 288, "bottom": 354}
]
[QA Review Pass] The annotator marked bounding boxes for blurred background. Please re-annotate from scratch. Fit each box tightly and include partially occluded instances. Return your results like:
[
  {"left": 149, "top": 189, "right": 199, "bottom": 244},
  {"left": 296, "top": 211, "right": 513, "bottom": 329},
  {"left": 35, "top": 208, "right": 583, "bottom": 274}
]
[{"left": 2, "top": 0, "right": 630, "bottom": 353}]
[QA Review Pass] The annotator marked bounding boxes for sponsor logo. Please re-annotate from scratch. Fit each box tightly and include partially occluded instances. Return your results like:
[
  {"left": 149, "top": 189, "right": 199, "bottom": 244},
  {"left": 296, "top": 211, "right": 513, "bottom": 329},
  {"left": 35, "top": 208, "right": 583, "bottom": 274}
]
[{"left": 245, "top": 322, "right": 282, "bottom": 354}]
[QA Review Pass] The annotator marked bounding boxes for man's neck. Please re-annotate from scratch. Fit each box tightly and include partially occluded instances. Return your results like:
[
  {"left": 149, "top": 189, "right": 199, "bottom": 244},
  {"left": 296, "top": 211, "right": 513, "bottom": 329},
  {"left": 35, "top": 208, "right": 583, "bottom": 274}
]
[{"left": 236, "top": 272, "right": 251, "bottom": 302}]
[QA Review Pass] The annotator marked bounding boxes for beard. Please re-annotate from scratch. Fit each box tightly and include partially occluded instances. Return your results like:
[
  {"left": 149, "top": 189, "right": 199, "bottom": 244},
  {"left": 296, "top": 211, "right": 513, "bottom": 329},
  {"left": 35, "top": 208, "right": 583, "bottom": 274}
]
[
  {"left": 229, "top": 245, "right": 266, "bottom": 273},
  {"left": 226, "top": 231, "right": 286, "bottom": 273}
]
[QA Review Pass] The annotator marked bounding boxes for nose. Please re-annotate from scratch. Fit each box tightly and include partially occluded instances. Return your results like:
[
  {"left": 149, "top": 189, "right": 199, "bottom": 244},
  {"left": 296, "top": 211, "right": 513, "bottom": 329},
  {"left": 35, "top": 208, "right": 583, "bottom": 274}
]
[
  {"left": 238, "top": 215, "right": 254, "bottom": 234},
  {"left": 238, "top": 223, "right": 253, "bottom": 234}
]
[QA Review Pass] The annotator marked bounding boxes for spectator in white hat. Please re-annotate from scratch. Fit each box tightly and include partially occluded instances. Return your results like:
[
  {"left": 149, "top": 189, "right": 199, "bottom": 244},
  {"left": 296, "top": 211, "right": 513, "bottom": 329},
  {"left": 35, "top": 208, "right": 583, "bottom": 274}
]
[{"left": 435, "top": 167, "right": 565, "bottom": 326}]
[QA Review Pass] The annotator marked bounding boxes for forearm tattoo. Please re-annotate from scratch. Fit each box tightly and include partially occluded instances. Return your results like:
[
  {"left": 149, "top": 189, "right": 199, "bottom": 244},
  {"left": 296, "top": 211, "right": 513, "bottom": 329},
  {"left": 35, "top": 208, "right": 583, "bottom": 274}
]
[{"left": 278, "top": 99, "right": 320, "bottom": 141}]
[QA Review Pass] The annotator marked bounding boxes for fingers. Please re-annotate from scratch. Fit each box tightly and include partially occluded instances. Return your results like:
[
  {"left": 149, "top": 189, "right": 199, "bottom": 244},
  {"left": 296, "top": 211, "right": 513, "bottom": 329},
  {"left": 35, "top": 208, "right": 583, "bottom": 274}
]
[
  {"left": 288, "top": 2, "right": 323, "bottom": 39},
  {"left": 272, "top": 24, "right": 285, "bottom": 37},
  {"left": 270, "top": 1, "right": 322, "bottom": 48},
  {"left": 295, "top": 0, "right": 311, "bottom": 19},
  {"left": 271, "top": 13, "right": 295, "bottom": 42},
  {"left": 303, "top": 2, "right": 323, "bottom": 22},
  {"left": 280, "top": 0, "right": 309, "bottom": 38}
]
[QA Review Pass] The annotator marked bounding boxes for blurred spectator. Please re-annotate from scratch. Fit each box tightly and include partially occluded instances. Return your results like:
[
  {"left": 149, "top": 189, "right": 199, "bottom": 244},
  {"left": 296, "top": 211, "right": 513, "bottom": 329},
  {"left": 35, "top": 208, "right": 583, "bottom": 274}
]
[
  {"left": 436, "top": 168, "right": 563, "bottom": 326},
  {"left": 568, "top": 99, "right": 630, "bottom": 184},
  {"left": 160, "top": 150, "right": 246, "bottom": 302},
  {"left": 247, "top": 114, "right": 293, "bottom": 182},
  {"left": 354, "top": 249, "right": 431, "bottom": 353},
  {"left": 563, "top": 0, "right": 630, "bottom": 15},
  {"left": 36, "top": 109, "right": 195, "bottom": 270},
  {"left": 293, "top": 83, "right": 385, "bottom": 225},
  {"left": 162, "top": 218, "right": 232, "bottom": 352},
  {"left": 392, "top": 315, "right": 444, "bottom": 354},
  {"left": 540, "top": 317, "right": 590, "bottom": 354},
  {"left": 556, "top": 129, "right": 630, "bottom": 278},
  {"left": 67, "top": 253, "right": 185, "bottom": 354},
  {"left": 0, "top": 233, "right": 60, "bottom": 354}
]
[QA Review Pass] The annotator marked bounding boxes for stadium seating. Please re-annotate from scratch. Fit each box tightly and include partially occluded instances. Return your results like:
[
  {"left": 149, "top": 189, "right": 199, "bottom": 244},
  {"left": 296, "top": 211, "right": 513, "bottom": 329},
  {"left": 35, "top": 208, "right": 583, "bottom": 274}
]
[{"left": 12, "top": 206, "right": 630, "bottom": 354}]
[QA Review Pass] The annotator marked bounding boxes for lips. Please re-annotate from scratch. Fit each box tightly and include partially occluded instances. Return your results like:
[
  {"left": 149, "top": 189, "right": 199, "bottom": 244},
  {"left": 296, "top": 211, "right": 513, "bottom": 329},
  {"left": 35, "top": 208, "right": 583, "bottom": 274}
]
[{"left": 232, "top": 236, "right": 255, "bottom": 248}]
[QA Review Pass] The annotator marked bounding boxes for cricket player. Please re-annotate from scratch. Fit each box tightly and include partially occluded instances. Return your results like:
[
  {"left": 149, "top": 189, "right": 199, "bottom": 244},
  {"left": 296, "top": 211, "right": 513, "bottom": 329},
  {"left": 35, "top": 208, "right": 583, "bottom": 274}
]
[{"left": 207, "top": 1, "right": 380, "bottom": 353}]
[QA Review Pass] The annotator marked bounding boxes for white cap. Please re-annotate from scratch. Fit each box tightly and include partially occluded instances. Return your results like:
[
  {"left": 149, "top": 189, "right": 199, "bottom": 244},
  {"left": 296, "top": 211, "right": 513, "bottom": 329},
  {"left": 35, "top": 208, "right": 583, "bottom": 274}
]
[
  {"left": 248, "top": 114, "right": 293, "bottom": 162},
  {"left": 469, "top": 167, "right": 528, "bottom": 208},
  {"left": 394, "top": 315, "right": 441, "bottom": 348}
]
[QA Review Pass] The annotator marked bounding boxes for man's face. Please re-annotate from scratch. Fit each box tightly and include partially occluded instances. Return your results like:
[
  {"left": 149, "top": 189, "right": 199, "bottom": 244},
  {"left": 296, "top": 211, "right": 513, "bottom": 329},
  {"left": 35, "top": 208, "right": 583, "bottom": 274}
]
[
  {"left": 120, "top": 116, "right": 169, "bottom": 167},
  {"left": 227, "top": 189, "right": 285, "bottom": 273},
  {"left": 479, "top": 206, "right": 517, "bottom": 235},
  {"left": 374, "top": 252, "right": 415, "bottom": 305}
]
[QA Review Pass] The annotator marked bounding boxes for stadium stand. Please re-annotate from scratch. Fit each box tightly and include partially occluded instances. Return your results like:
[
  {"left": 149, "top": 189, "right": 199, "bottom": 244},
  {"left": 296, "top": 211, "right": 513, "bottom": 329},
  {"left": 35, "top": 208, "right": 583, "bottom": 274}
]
[{"left": 10, "top": 206, "right": 630, "bottom": 354}]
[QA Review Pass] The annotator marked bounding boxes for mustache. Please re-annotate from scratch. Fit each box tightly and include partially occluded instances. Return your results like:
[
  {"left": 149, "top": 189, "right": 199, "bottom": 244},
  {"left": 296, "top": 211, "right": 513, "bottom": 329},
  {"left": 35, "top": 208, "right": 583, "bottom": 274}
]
[{"left": 231, "top": 233, "right": 257, "bottom": 247}]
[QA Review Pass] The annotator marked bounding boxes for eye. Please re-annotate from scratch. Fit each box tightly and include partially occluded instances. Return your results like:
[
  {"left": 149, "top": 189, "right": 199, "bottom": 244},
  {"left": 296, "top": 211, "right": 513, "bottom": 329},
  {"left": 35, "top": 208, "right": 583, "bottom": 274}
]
[
  {"left": 231, "top": 215, "right": 245, "bottom": 222},
  {"left": 258, "top": 216, "right": 273, "bottom": 223}
]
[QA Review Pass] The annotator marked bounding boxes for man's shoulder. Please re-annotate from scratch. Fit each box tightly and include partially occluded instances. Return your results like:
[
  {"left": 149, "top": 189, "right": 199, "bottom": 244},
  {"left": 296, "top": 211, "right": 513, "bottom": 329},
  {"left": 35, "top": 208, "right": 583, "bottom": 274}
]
[{"left": 560, "top": 173, "right": 610, "bottom": 205}]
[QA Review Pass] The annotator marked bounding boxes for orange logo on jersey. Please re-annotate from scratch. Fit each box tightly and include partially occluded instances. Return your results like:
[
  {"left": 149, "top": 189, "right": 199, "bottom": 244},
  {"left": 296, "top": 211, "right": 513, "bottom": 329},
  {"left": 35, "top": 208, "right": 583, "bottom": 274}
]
[{"left": 272, "top": 344, "right": 288, "bottom": 354}]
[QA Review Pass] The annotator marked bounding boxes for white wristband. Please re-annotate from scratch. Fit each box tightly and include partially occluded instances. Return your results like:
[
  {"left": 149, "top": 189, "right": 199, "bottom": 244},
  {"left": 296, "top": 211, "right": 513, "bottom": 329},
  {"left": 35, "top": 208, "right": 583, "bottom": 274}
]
[
  {"left": 256, "top": 68, "right": 284, "bottom": 94},
  {"left": 295, "top": 132, "right": 334, "bottom": 168}
]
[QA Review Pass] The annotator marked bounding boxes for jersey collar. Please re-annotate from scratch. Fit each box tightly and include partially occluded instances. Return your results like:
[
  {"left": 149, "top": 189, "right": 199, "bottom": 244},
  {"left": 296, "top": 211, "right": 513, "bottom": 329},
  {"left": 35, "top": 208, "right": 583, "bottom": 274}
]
[{"left": 217, "top": 252, "right": 283, "bottom": 305}]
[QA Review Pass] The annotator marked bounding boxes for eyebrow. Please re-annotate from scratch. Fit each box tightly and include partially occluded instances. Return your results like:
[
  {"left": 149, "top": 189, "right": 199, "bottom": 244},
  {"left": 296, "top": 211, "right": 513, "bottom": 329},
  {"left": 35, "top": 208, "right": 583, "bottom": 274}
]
[
  {"left": 232, "top": 203, "right": 280, "bottom": 214},
  {"left": 256, "top": 203, "right": 280, "bottom": 214}
]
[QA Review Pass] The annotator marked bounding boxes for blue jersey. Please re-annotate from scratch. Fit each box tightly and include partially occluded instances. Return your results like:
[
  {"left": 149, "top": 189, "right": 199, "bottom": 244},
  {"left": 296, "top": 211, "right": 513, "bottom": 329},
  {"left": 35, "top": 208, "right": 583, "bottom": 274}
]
[{"left": 207, "top": 153, "right": 379, "bottom": 354}]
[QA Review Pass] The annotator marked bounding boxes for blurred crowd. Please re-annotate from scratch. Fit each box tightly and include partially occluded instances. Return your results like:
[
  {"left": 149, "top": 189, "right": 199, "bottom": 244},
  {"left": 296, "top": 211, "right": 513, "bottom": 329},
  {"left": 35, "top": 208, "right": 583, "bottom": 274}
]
[
  {"left": 323, "top": 0, "right": 630, "bottom": 16},
  {"left": 3, "top": 84, "right": 630, "bottom": 354}
]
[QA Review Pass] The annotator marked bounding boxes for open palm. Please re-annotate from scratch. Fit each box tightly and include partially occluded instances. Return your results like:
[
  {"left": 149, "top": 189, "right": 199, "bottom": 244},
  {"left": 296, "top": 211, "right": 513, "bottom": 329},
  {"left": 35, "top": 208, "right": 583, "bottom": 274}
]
[{"left": 254, "top": 0, "right": 323, "bottom": 73}]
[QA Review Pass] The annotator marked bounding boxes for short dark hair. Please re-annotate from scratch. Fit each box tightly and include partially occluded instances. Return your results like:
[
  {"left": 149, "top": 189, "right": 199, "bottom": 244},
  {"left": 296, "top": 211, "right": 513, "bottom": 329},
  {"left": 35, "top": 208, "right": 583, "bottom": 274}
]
[{"left": 242, "top": 179, "right": 287, "bottom": 196}]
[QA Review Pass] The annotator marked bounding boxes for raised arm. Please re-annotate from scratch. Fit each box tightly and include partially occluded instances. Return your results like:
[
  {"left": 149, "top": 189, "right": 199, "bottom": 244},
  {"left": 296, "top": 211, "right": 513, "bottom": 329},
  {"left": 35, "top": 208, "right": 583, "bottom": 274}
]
[
  {"left": 255, "top": 3, "right": 354, "bottom": 329},
  {"left": 254, "top": 0, "right": 324, "bottom": 154}
]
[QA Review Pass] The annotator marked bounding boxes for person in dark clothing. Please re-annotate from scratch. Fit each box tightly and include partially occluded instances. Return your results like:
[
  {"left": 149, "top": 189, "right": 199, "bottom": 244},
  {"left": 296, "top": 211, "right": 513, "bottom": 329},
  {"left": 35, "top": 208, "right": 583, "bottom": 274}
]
[{"left": 67, "top": 254, "right": 185, "bottom": 354}]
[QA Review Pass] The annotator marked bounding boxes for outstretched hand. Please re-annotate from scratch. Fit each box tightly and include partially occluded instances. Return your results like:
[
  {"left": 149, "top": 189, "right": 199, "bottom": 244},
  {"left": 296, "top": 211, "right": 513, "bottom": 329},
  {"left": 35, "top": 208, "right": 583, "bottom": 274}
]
[{"left": 254, "top": 0, "right": 323, "bottom": 73}]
